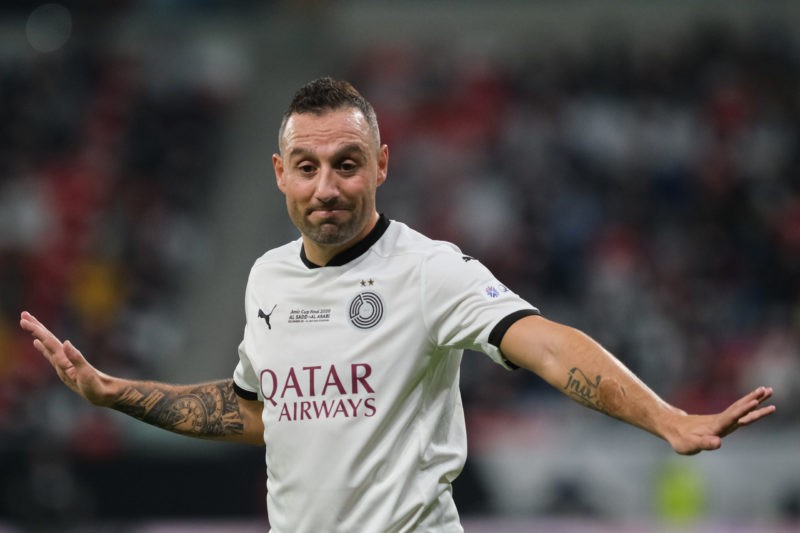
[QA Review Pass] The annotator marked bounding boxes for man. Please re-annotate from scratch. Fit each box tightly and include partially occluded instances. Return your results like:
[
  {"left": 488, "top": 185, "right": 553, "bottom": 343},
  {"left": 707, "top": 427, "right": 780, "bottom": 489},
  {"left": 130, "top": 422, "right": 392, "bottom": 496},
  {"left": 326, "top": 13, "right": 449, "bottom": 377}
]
[{"left": 20, "top": 77, "right": 775, "bottom": 532}]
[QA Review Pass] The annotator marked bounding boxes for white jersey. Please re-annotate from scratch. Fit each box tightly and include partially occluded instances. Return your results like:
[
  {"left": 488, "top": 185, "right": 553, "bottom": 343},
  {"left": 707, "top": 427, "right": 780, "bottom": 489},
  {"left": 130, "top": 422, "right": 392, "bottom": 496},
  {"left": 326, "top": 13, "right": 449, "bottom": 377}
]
[{"left": 233, "top": 216, "right": 538, "bottom": 532}]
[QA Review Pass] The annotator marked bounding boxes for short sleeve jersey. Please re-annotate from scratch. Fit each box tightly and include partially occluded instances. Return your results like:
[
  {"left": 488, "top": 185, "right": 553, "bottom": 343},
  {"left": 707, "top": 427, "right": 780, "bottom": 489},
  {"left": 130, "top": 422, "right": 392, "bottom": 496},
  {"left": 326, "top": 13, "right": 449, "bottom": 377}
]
[{"left": 233, "top": 215, "right": 539, "bottom": 533}]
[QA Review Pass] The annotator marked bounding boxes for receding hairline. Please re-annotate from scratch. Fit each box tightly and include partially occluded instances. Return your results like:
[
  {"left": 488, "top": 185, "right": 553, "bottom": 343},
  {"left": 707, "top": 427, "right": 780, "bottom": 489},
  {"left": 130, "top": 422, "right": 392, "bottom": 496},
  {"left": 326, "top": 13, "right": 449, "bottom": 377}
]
[
  {"left": 277, "top": 106, "right": 381, "bottom": 153},
  {"left": 277, "top": 77, "right": 381, "bottom": 152}
]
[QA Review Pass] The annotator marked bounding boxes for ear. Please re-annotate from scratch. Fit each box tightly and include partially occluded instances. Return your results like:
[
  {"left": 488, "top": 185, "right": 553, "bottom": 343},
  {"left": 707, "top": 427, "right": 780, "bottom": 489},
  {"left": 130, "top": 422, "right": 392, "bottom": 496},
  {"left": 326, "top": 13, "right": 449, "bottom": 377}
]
[
  {"left": 273, "top": 153, "right": 286, "bottom": 193},
  {"left": 376, "top": 144, "right": 389, "bottom": 187}
]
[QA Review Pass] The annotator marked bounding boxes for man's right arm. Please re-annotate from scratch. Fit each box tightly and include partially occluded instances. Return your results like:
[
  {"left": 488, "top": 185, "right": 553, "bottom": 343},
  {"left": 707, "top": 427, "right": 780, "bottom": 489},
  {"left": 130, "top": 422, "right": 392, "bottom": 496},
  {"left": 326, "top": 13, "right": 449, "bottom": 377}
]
[
  {"left": 110, "top": 378, "right": 264, "bottom": 445},
  {"left": 20, "top": 311, "right": 265, "bottom": 446}
]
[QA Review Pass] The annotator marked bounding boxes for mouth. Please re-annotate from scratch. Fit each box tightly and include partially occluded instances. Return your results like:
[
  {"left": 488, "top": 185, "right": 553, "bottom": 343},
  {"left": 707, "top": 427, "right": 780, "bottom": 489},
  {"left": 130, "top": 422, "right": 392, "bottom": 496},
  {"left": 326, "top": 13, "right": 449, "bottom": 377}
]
[{"left": 308, "top": 206, "right": 351, "bottom": 218}]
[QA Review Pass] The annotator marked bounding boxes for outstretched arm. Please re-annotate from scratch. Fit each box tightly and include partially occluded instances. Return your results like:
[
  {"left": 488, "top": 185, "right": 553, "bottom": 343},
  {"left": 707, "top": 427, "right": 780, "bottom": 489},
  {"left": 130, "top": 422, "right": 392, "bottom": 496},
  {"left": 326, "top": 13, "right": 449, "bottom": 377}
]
[
  {"left": 501, "top": 315, "right": 775, "bottom": 455},
  {"left": 20, "top": 311, "right": 265, "bottom": 446}
]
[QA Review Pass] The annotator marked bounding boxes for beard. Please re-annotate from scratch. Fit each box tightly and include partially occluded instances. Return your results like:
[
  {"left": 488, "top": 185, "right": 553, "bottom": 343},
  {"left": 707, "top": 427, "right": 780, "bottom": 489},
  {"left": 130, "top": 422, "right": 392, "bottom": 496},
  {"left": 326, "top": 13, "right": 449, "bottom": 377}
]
[
  {"left": 304, "top": 218, "right": 360, "bottom": 245},
  {"left": 290, "top": 203, "right": 372, "bottom": 248}
]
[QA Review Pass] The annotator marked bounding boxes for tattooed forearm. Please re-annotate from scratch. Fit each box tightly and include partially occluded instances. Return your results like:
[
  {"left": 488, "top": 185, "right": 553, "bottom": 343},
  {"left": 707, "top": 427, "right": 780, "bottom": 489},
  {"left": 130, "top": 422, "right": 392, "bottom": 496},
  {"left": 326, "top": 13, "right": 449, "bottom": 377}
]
[
  {"left": 564, "top": 367, "right": 627, "bottom": 415},
  {"left": 112, "top": 379, "right": 245, "bottom": 438},
  {"left": 564, "top": 367, "right": 601, "bottom": 410}
]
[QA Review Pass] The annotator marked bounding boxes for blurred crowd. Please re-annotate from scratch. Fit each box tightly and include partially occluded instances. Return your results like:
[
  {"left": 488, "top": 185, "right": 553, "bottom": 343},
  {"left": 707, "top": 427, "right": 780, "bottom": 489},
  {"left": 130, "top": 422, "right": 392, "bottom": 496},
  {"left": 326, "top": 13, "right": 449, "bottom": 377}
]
[
  {"left": 348, "top": 24, "right": 800, "bottom": 421},
  {"left": 0, "top": 14, "right": 237, "bottom": 455}
]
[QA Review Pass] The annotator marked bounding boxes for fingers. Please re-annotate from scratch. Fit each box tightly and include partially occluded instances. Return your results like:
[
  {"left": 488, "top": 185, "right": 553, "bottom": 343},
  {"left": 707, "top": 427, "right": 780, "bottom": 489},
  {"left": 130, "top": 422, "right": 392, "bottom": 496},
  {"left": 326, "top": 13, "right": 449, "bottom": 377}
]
[
  {"left": 674, "top": 433, "right": 722, "bottom": 456},
  {"left": 64, "top": 340, "right": 79, "bottom": 359},
  {"left": 20, "top": 311, "right": 63, "bottom": 358},
  {"left": 61, "top": 341, "right": 84, "bottom": 382},
  {"left": 32, "top": 338, "right": 49, "bottom": 357},
  {"left": 63, "top": 340, "right": 87, "bottom": 368},
  {"left": 21, "top": 311, "right": 79, "bottom": 374},
  {"left": 737, "top": 405, "right": 776, "bottom": 426},
  {"left": 700, "top": 435, "right": 721, "bottom": 451},
  {"left": 750, "top": 386, "right": 774, "bottom": 403},
  {"left": 20, "top": 310, "right": 46, "bottom": 332},
  {"left": 712, "top": 386, "right": 776, "bottom": 438},
  {"left": 726, "top": 386, "right": 774, "bottom": 420}
]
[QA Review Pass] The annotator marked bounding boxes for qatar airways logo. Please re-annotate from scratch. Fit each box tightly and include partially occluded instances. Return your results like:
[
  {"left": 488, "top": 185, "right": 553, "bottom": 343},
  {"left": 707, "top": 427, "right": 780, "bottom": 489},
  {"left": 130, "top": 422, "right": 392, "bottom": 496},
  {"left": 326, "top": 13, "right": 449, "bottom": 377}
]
[{"left": 260, "top": 363, "right": 376, "bottom": 422}]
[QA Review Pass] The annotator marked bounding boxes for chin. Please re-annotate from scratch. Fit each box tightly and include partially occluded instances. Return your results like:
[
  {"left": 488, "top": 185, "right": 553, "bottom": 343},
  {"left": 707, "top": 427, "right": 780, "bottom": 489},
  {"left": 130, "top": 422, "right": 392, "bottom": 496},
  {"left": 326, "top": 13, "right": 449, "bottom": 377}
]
[{"left": 306, "top": 225, "right": 350, "bottom": 246}]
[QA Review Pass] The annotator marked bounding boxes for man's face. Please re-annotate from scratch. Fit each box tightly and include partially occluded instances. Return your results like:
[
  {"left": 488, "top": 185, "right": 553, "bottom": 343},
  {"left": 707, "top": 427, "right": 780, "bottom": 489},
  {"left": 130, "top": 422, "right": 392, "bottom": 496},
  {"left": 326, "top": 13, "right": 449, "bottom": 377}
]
[{"left": 273, "top": 108, "right": 388, "bottom": 260}]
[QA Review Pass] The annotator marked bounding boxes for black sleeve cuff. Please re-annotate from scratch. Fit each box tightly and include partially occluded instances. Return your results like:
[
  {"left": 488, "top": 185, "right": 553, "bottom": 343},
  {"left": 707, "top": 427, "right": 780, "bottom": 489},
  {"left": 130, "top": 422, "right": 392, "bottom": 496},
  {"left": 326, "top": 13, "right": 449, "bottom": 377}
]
[
  {"left": 233, "top": 382, "right": 259, "bottom": 401},
  {"left": 488, "top": 309, "right": 541, "bottom": 369}
]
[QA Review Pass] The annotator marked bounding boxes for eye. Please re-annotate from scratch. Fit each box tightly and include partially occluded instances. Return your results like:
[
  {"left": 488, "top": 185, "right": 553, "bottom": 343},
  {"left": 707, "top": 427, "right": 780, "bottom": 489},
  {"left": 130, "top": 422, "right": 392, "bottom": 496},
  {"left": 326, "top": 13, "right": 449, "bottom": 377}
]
[
  {"left": 297, "top": 163, "right": 316, "bottom": 175},
  {"left": 339, "top": 160, "right": 358, "bottom": 173}
]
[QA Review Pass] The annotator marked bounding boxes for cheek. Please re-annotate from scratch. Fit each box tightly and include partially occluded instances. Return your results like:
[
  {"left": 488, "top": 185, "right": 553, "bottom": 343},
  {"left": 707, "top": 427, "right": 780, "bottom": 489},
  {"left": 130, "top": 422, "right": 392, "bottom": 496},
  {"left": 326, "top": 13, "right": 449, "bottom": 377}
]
[
  {"left": 284, "top": 181, "right": 313, "bottom": 203},
  {"left": 283, "top": 194, "right": 306, "bottom": 218},
  {"left": 341, "top": 177, "right": 375, "bottom": 199}
]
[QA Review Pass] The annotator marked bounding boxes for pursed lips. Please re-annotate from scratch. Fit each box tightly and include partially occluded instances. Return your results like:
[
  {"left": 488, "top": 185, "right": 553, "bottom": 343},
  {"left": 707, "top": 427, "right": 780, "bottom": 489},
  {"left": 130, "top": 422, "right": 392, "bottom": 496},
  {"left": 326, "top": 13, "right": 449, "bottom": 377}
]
[{"left": 308, "top": 205, "right": 351, "bottom": 216}]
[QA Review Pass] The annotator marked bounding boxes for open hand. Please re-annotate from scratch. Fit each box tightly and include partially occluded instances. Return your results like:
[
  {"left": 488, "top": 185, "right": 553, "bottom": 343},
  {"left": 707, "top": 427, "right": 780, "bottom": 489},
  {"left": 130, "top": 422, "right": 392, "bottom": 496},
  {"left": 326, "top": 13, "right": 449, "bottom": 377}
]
[
  {"left": 20, "top": 311, "right": 115, "bottom": 406},
  {"left": 668, "top": 386, "right": 775, "bottom": 455}
]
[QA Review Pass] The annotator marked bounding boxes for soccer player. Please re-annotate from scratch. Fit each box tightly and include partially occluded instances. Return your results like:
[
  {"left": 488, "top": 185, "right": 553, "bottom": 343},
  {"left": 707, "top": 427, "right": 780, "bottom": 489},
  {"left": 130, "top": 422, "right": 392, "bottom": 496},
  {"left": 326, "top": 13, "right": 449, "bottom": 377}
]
[{"left": 20, "top": 77, "right": 775, "bottom": 532}]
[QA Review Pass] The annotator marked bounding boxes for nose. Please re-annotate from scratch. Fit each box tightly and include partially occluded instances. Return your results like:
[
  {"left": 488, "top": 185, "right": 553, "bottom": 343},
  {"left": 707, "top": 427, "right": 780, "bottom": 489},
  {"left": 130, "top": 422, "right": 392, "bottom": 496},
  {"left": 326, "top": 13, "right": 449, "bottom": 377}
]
[{"left": 314, "top": 166, "right": 340, "bottom": 204}]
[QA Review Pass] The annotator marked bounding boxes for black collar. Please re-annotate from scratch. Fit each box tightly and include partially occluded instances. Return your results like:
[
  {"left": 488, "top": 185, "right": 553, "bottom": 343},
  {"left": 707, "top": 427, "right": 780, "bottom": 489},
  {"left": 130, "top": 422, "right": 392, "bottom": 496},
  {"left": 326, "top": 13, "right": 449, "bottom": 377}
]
[{"left": 300, "top": 214, "right": 391, "bottom": 269}]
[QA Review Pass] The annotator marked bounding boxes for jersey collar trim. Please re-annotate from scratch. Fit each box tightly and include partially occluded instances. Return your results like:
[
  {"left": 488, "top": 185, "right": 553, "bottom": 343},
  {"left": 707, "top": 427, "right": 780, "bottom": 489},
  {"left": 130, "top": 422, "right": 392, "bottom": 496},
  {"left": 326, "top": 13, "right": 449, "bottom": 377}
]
[{"left": 300, "top": 214, "right": 391, "bottom": 269}]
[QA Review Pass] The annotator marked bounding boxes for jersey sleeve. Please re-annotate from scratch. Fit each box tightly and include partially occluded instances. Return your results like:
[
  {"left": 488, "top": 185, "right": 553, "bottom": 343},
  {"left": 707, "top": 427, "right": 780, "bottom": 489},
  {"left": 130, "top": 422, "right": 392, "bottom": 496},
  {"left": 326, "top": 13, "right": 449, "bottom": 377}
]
[
  {"left": 233, "top": 334, "right": 260, "bottom": 401},
  {"left": 232, "top": 275, "right": 261, "bottom": 401},
  {"left": 421, "top": 248, "right": 539, "bottom": 369}
]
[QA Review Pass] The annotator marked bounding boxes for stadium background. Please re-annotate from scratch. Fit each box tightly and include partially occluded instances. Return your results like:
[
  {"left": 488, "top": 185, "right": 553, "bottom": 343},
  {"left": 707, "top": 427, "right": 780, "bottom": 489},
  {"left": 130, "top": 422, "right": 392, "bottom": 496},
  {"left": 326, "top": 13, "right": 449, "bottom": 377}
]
[{"left": 1, "top": 1, "right": 799, "bottom": 531}]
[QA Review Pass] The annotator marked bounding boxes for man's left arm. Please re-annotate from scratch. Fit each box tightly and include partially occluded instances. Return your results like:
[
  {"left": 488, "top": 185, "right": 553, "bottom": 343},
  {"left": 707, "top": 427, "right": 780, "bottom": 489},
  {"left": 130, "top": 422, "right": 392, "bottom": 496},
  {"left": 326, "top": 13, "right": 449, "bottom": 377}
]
[{"left": 500, "top": 315, "right": 775, "bottom": 455}]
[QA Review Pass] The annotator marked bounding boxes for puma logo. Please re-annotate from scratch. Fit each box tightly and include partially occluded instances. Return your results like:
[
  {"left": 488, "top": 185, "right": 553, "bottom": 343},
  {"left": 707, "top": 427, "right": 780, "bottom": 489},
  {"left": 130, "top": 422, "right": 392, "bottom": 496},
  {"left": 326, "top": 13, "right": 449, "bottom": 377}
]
[{"left": 258, "top": 305, "right": 277, "bottom": 330}]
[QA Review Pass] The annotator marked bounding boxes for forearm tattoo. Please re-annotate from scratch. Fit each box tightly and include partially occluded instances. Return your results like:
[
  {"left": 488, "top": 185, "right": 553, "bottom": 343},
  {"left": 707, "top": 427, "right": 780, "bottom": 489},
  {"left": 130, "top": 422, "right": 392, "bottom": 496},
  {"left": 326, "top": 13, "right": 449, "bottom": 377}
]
[
  {"left": 112, "top": 379, "right": 245, "bottom": 438},
  {"left": 564, "top": 367, "right": 626, "bottom": 415},
  {"left": 564, "top": 367, "right": 602, "bottom": 411}
]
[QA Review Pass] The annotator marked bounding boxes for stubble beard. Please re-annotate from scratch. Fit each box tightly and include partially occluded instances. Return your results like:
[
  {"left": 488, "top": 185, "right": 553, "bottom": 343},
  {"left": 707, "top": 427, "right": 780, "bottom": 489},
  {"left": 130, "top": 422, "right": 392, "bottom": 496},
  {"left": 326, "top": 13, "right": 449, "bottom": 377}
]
[
  {"left": 296, "top": 208, "right": 366, "bottom": 247},
  {"left": 305, "top": 220, "right": 357, "bottom": 246}
]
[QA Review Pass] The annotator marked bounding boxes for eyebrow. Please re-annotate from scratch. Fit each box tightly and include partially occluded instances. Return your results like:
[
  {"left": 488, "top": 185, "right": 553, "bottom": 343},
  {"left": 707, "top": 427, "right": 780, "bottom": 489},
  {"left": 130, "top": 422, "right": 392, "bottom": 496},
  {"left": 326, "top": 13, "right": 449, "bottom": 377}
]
[{"left": 288, "top": 143, "right": 369, "bottom": 161}]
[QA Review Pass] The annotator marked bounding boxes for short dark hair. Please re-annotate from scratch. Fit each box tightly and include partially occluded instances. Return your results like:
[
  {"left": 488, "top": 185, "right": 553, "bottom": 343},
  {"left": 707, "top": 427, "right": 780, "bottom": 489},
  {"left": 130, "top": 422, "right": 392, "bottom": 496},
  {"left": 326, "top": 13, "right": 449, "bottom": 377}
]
[{"left": 278, "top": 77, "right": 380, "bottom": 148}]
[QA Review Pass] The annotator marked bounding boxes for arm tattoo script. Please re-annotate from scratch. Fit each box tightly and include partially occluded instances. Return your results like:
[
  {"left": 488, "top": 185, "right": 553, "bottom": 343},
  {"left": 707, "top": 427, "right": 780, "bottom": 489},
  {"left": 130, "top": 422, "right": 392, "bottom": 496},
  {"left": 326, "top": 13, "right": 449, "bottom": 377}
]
[
  {"left": 112, "top": 379, "right": 245, "bottom": 438},
  {"left": 564, "top": 367, "right": 602, "bottom": 412}
]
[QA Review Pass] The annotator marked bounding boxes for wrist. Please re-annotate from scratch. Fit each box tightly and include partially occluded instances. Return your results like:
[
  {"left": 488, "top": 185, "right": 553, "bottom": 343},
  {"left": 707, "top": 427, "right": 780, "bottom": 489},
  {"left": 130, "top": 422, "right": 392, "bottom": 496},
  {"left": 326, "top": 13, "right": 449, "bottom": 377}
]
[
  {"left": 657, "top": 405, "right": 688, "bottom": 445},
  {"left": 92, "top": 372, "right": 124, "bottom": 407}
]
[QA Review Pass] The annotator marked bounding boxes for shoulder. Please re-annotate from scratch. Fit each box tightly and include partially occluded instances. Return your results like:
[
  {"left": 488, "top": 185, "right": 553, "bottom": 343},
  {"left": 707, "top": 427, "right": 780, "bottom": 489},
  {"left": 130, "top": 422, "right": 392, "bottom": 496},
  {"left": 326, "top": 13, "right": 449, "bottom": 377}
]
[
  {"left": 248, "top": 238, "right": 302, "bottom": 280},
  {"left": 378, "top": 220, "right": 495, "bottom": 292},
  {"left": 377, "top": 219, "right": 465, "bottom": 261}
]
